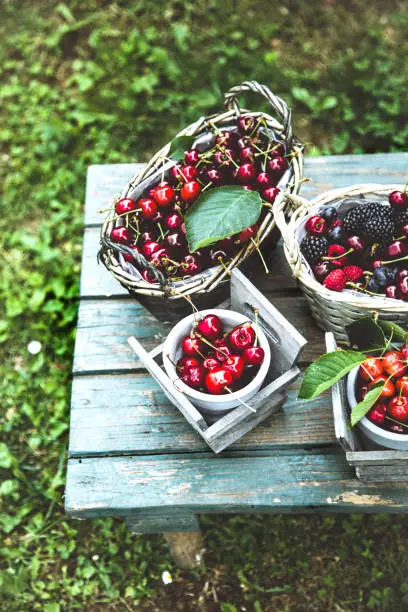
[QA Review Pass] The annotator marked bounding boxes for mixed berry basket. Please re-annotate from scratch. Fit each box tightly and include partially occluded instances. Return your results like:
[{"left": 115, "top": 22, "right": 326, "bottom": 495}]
[
  {"left": 99, "top": 81, "right": 303, "bottom": 319},
  {"left": 274, "top": 184, "right": 408, "bottom": 341}
]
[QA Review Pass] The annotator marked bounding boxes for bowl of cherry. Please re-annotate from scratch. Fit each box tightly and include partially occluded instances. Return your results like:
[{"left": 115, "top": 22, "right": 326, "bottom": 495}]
[
  {"left": 162, "top": 309, "right": 271, "bottom": 415},
  {"left": 347, "top": 347, "right": 408, "bottom": 449}
]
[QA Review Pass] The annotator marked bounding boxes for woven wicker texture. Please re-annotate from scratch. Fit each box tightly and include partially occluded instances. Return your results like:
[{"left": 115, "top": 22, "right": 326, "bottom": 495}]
[
  {"left": 274, "top": 184, "right": 408, "bottom": 342},
  {"left": 99, "top": 81, "right": 304, "bottom": 301}
]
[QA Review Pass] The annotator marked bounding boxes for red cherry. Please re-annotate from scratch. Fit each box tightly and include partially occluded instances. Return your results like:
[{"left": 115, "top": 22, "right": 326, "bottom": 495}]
[
  {"left": 202, "top": 357, "right": 220, "bottom": 372},
  {"left": 176, "top": 356, "right": 200, "bottom": 375},
  {"left": 110, "top": 226, "right": 134, "bottom": 244},
  {"left": 206, "top": 168, "right": 224, "bottom": 185},
  {"left": 182, "top": 336, "right": 204, "bottom": 357},
  {"left": 267, "top": 156, "right": 288, "bottom": 178},
  {"left": 180, "top": 254, "right": 202, "bottom": 276},
  {"left": 238, "top": 224, "right": 259, "bottom": 244},
  {"left": 313, "top": 261, "right": 331, "bottom": 281},
  {"left": 163, "top": 232, "right": 185, "bottom": 250},
  {"left": 269, "top": 143, "right": 286, "bottom": 157},
  {"left": 227, "top": 324, "right": 256, "bottom": 353},
  {"left": 242, "top": 185, "right": 256, "bottom": 191},
  {"left": 152, "top": 185, "right": 176, "bottom": 208},
  {"left": 237, "top": 136, "right": 251, "bottom": 149},
  {"left": 215, "top": 130, "right": 236, "bottom": 148},
  {"left": 215, "top": 344, "right": 233, "bottom": 364},
  {"left": 141, "top": 241, "right": 161, "bottom": 259},
  {"left": 170, "top": 164, "right": 184, "bottom": 182},
  {"left": 256, "top": 172, "right": 274, "bottom": 188},
  {"left": 359, "top": 358, "right": 383, "bottom": 382},
  {"left": 204, "top": 367, "right": 234, "bottom": 394},
  {"left": 150, "top": 247, "right": 170, "bottom": 269},
  {"left": 234, "top": 163, "right": 256, "bottom": 183},
  {"left": 243, "top": 346, "right": 265, "bottom": 366},
  {"left": 141, "top": 269, "right": 157, "bottom": 284},
  {"left": 224, "top": 354, "right": 245, "bottom": 380},
  {"left": 368, "top": 376, "right": 395, "bottom": 398},
  {"left": 152, "top": 210, "right": 165, "bottom": 225},
  {"left": 382, "top": 351, "right": 406, "bottom": 378},
  {"left": 385, "top": 285, "right": 398, "bottom": 299},
  {"left": 262, "top": 186, "right": 280, "bottom": 203},
  {"left": 165, "top": 213, "right": 183, "bottom": 230},
  {"left": 388, "top": 396, "right": 408, "bottom": 422},
  {"left": 398, "top": 269, "right": 408, "bottom": 282},
  {"left": 368, "top": 403, "right": 387, "bottom": 424},
  {"left": 396, "top": 376, "right": 408, "bottom": 396},
  {"left": 398, "top": 277, "right": 408, "bottom": 300},
  {"left": 197, "top": 314, "right": 223, "bottom": 340},
  {"left": 140, "top": 231, "right": 156, "bottom": 244},
  {"left": 239, "top": 146, "right": 255, "bottom": 163},
  {"left": 138, "top": 197, "right": 157, "bottom": 219},
  {"left": 386, "top": 240, "right": 408, "bottom": 259},
  {"left": 305, "top": 215, "right": 328, "bottom": 236},
  {"left": 359, "top": 385, "right": 369, "bottom": 401},
  {"left": 115, "top": 198, "right": 137, "bottom": 215},
  {"left": 180, "top": 180, "right": 201, "bottom": 203},
  {"left": 346, "top": 235, "right": 365, "bottom": 254},
  {"left": 184, "top": 148, "right": 200, "bottom": 165},
  {"left": 237, "top": 115, "right": 256, "bottom": 134},
  {"left": 388, "top": 190, "right": 408, "bottom": 210},
  {"left": 187, "top": 365, "right": 206, "bottom": 389},
  {"left": 123, "top": 244, "right": 141, "bottom": 262},
  {"left": 400, "top": 345, "right": 408, "bottom": 362}
]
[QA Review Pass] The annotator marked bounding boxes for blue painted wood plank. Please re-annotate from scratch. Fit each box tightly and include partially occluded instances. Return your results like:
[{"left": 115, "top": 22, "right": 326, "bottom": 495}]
[
  {"left": 65, "top": 448, "right": 408, "bottom": 517},
  {"left": 68, "top": 375, "right": 334, "bottom": 456}
]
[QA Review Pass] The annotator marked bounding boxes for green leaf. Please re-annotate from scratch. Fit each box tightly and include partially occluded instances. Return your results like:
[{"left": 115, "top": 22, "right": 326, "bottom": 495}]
[
  {"left": 168, "top": 135, "right": 195, "bottom": 161},
  {"left": 346, "top": 317, "right": 387, "bottom": 355},
  {"left": 184, "top": 186, "right": 262, "bottom": 252},
  {"left": 350, "top": 382, "right": 385, "bottom": 427},
  {"left": 298, "top": 350, "right": 366, "bottom": 400}
]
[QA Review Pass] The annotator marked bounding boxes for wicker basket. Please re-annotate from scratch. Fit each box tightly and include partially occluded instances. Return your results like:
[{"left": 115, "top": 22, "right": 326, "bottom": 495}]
[
  {"left": 273, "top": 184, "right": 408, "bottom": 341},
  {"left": 99, "top": 81, "right": 304, "bottom": 319}
]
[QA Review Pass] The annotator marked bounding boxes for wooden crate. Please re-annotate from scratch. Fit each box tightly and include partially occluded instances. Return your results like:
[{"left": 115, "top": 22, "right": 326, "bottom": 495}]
[
  {"left": 128, "top": 269, "right": 307, "bottom": 453},
  {"left": 327, "top": 332, "right": 408, "bottom": 482}
]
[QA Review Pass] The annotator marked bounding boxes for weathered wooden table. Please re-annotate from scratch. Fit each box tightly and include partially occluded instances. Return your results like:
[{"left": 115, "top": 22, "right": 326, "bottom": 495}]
[{"left": 66, "top": 153, "right": 408, "bottom": 569}]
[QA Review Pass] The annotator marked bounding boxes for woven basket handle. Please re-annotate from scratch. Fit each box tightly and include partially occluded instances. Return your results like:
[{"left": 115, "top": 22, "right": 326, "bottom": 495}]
[{"left": 224, "top": 81, "right": 293, "bottom": 146}]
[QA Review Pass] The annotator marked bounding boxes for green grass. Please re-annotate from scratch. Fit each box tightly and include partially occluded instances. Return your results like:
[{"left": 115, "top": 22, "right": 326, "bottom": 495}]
[{"left": 1, "top": 1, "right": 408, "bottom": 610}]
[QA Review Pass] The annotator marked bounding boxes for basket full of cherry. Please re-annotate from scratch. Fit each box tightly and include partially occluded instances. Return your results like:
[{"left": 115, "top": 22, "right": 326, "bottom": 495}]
[
  {"left": 127, "top": 269, "right": 307, "bottom": 453},
  {"left": 99, "top": 81, "right": 303, "bottom": 319},
  {"left": 274, "top": 184, "right": 408, "bottom": 341}
]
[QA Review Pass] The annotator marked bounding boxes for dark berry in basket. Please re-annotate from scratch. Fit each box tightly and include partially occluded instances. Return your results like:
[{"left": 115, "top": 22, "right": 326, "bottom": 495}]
[
  {"left": 110, "top": 226, "right": 134, "bottom": 244},
  {"left": 389, "top": 190, "right": 408, "bottom": 210},
  {"left": 115, "top": 197, "right": 138, "bottom": 215},
  {"left": 305, "top": 215, "right": 328, "bottom": 236},
  {"left": 301, "top": 235, "right": 329, "bottom": 265},
  {"left": 313, "top": 261, "right": 331, "bottom": 281},
  {"left": 262, "top": 186, "right": 280, "bottom": 203},
  {"left": 343, "top": 201, "right": 395, "bottom": 244},
  {"left": 319, "top": 206, "right": 337, "bottom": 224},
  {"left": 367, "top": 277, "right": 383, "bottom": 294},
  {"left": 372, "top": 266, "right": 392, "bottom": 288},
  {"left": 323, "top": 268, "right": 345, "bottom": 291},
  {"left": 327, "top": 225, "right": 346, "bottom": 243},
  {"left": 394, "top": 208, "right": 408, "bottom": 232},
  {"left": 238, "top": 115, "right": 256, "bottom": 134},
  {"left": 196, "top": 314, "right": 223, "bottom": 341}
]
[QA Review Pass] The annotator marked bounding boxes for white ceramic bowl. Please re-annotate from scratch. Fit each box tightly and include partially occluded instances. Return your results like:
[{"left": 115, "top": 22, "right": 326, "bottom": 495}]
[
  {"left": 162, "top": 308, "right": 271, "bottom": 416},
  {"left": 347, "top": 367, "right": 408, "bottom": 450}
]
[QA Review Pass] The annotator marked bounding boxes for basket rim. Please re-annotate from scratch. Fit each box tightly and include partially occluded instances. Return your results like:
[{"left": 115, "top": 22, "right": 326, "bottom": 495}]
[
  {"left": 276, "top": 183, "right": 408, "bottom": 312},
  {"left": 99, "top": 103, "right": 304, "bottom": 299}
]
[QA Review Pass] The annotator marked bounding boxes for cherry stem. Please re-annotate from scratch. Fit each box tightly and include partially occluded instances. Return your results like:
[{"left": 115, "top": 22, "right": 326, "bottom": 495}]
[
  {"left": 250, "top": 238, "right": 269, "bottom": 273},
  {"left": 252, "top": 306, "right": 259, "bottom": 347},
  {"left": 323, "top": 247, "right": 354, "bottom": 261},
  {"left": 346, "top": 282, "right": 384, "bottom": 297},
  {"left": 380, "top": 254, "right": 408, "bottom": 265},
  {"left": 217, "top": 257, "right": 232, "bottom": 276},
  {"left": 224, "top": 386, "right": 256, "bottom": 412},
  {"left": 202, "top": 181, "right": 213, "bottom": 192},
  {"left": 384, "top": 415, "right": 408, "bottom": 429},
  {"left": 195, "top": 333, "right": 230, "bottom": 358},
  {"left": 360, "top": 363, "right": 374, "bottom": 381}
]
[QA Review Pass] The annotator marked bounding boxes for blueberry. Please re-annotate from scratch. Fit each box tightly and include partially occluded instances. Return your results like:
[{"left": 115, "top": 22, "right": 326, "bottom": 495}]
[
  {"left": 327, "top": 226, "right": 345, "bottom": 243},
  {"left": 367, "top": 278, "right": 383, "bottom": 293},
  {"left": 372, "top": 267, "right": 390, "bottom": 288},
  {"left": 320, "top": 206, "right": 338, "bottom": 224}
]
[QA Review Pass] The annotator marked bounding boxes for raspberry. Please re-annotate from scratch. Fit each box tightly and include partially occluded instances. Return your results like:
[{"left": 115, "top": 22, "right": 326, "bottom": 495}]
[
  {"left": 300, "top": 235, "right": 329, "bottom": 265},
  {"left": 327, "top": 244, "right": 348, "bottom": 267},
  {"left": 343, "top": 265, "right": 363, "bottom": 282},
  {"left": 323, "top": 269, "right": 346, "bottom": 291},
  {"left": 343, "top": 201, "right": 395, "bottom": 244}
]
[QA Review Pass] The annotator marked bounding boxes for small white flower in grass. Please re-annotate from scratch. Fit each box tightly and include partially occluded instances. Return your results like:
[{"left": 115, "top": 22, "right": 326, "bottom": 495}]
[
  {"left": 92, "top": 555, "right": 99, "bottom": 561},
  {"left": 161, "top": 570, "right": 172, "bottom": 585},
  {"left": 27, "top": 341, "right": 42, "bottom": 355}
]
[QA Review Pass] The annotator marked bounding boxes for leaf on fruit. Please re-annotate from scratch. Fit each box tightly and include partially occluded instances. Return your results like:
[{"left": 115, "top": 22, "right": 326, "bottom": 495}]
[
  {"left": 184, "top": 186, "right": 262, "bottom": 252},
  {"left": 298, "top": 349, "right": 366, "bottom": 400},
  {"left": 346, "top": 317, "right": 387, "bottom": 355},
  {"left": 168, "top": 135, "right": 196, "bottom": 161},
  {"left": 350, "top": 382, "right": 385, "bottom": 427}
]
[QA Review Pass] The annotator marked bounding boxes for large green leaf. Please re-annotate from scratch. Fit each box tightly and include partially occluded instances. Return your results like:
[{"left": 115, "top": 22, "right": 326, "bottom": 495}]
[
  {"left": 168, "top": 135, "right": 196, "bottom": 160},
  {"left": 298, "top": 350, "right": 366, "bottom": 400},
  {"left": 346, "top": 316, "right": 387, "bottom": 355},
  {"left": 350, "top": 382, "right": 385, "bottom": 427},
  {"left": 184, "top": 186, "right": 262, "bottom": 252}
]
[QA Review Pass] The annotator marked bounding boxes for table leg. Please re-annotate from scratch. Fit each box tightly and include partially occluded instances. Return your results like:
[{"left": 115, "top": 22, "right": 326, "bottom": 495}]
[{"left": 164, "top": 531, "right": 203, "bottom": 570}]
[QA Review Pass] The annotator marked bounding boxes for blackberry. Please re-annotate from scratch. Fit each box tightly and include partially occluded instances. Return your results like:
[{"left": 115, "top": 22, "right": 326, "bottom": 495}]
[
  {"left": 300, "top": 235, "right": 329, "bottom": 265},
  {"left": 343, "top": 201, "right": 395, "bottom": 244},
  {"left": 394, "top": 209, "right": 408, "bottom": 232}
]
